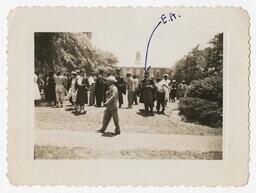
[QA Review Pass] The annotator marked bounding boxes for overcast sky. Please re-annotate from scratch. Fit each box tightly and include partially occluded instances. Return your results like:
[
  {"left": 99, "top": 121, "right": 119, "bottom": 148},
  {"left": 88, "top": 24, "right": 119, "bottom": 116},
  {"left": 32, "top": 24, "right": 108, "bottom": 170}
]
[{"left": 91, "top": 10, "right": 222, "bottom": 68}]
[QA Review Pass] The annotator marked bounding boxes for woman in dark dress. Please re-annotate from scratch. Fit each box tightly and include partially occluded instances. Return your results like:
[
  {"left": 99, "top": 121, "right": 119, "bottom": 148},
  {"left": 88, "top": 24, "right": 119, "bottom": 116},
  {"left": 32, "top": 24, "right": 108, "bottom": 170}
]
[
  {"left": 139, "top": 71, "right": 156, "bottom": 114},
  {"left": 95, "top": 73, "right": 104, "bottom": 107},
  {"left": 45, "top": 72, "right": 56, "bottom": 106},
  {"left": 170, "top": 80, "right": 177, "bottom": 102},
  {"left": 75, "top": 70, "right": 89, "bottom": 114}
]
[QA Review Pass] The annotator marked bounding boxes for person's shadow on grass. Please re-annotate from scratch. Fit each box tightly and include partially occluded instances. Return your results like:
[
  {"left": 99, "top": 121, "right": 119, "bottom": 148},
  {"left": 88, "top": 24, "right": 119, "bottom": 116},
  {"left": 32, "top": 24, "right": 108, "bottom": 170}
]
[
  {"left": 136, "top": 109, "right": 155, "bottom": 117},
  {"left": 155, "top": 111, "right": 170, "bottom": 117},
  {"left": 65, "top": 107, "right": 74, "bottom": 111}
]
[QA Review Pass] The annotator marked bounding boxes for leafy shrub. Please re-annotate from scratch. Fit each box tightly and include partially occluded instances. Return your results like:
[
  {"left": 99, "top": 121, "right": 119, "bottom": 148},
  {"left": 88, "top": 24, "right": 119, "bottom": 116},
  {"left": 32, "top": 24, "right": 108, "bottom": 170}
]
[
  {"left": 187, "top": 75, "right": 222, "bottom": 106},
  {"left": 179, "top": 97, "right": 222, "bottom": 128}
]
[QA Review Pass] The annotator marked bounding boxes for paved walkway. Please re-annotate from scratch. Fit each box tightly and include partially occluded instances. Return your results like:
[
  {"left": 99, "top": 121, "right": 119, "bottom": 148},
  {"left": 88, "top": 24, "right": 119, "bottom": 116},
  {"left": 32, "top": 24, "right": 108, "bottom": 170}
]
[{"left": 34, "top": 129, "right": 222, "bottom": 152}]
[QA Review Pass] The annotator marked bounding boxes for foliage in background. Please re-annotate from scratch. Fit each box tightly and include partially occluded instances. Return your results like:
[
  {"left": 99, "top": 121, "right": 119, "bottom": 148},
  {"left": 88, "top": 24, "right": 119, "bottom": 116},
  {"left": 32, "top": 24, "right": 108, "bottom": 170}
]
[
  {"left": 179, "top": 97, "right": 222, "bottom": 127},
  {"left": 173, "top": 33, "right": 223, "bottom": 127},
  {"left": 35, "top": 32, "right": 118, "bottom": 74}
]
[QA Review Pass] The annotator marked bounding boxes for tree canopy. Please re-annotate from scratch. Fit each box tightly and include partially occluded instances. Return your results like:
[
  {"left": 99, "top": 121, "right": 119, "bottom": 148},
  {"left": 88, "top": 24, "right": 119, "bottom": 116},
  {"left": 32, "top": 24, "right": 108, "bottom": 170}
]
[
  {"left": 172, "top": 33, "right": 223, "bottom": 82},
  {"left": 35, "top": 32, "right": 118, "bottom": 74}
]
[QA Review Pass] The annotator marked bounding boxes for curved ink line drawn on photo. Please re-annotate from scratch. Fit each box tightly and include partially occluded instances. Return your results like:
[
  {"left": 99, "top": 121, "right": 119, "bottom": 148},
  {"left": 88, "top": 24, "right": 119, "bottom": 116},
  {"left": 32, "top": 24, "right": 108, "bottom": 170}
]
[{"left": 144, "top": 12, "right": 181, "bottom": 72}]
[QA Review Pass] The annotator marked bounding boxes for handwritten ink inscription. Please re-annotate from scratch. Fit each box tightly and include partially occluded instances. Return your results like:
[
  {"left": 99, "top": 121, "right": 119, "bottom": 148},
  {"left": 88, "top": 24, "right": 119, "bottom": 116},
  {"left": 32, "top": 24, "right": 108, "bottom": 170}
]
[
  {"left": 144, "top": 12, "right": 181, "bottom": 72},
  {"left": 161, "top": 13, "right": 181, "bottom": 24}
]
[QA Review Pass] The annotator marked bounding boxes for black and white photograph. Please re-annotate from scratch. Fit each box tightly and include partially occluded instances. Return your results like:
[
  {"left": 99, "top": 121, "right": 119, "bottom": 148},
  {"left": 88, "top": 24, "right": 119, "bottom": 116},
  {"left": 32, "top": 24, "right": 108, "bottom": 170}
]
[
  {"left": 34, "top": 29, "right": 223, "bottom": 159},
  {"left": 7, "top": 6, "right": 250, "bottom": 186}
]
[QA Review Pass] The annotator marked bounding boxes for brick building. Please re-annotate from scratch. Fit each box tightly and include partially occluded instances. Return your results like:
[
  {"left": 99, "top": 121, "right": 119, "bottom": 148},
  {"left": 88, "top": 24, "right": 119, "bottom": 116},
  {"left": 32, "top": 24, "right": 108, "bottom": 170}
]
[{"left": 118, "top": 66, "right": 172, "bottom": 80}]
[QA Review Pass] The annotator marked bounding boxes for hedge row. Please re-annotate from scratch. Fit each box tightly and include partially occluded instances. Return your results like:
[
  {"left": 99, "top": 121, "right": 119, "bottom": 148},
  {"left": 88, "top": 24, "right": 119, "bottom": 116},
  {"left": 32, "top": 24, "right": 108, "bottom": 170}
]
[
  {"left": 187, "top": 76, "right": 222, "bottom": 106},
  {"left": 179, "top": 97, "right": 222, "bottom": 128}
]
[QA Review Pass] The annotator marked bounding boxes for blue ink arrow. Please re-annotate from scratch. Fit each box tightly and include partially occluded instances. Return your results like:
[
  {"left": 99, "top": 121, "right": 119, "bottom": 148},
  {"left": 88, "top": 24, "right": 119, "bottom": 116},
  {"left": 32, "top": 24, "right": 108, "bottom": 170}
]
[{"left": 144, "top": 21, "right": 162, "bottom": 72}]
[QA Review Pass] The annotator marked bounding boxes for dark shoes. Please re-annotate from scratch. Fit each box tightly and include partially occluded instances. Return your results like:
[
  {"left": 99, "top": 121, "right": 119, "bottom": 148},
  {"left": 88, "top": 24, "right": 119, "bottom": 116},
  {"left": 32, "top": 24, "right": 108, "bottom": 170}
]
[
  {"left": 115, "top": 129, "right": 121, "bottom": 135},
  {"left": 96, "top": 129, "right": 105, "bottom": 133},
  {"left": 97, "top": 129, "right": 120, "bottom": 135}
]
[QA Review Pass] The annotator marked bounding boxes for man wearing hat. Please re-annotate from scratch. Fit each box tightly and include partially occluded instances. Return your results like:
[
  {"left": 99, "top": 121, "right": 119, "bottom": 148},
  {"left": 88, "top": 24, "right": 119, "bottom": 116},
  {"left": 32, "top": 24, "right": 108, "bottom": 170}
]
[
  {"left": 97, "top": 75, "right": 120, "bottom": 135},
  {"left": 115, "top": 68, "right": 126, "bottom": 108}
]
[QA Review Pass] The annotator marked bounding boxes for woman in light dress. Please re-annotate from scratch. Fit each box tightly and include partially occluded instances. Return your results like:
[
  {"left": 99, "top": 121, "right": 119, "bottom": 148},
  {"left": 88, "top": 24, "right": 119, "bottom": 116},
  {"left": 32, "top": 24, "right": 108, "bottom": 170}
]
[
  {"left": 54, "top": 72, "right": 66, "bottom": 108},
  {"left": 67, "top": 71, "right": 78, "bottom": 109},
  {"left": 34, "top": 73, "right": 41, "bottom": 105}
]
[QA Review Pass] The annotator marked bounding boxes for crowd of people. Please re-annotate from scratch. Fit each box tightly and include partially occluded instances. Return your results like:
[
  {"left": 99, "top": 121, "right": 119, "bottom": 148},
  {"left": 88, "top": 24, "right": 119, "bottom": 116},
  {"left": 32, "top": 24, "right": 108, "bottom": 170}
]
[
  {"left": 34, "top": 68, "right": 190, "bottom": 113},
  {"left": 34, "top": 68, "right": 190, "bottom": 134}
]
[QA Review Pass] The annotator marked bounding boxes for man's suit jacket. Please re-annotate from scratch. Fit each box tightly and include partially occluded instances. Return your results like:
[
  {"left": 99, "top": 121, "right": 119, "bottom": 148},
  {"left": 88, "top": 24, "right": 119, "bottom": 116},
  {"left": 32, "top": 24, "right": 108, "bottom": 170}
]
[{"left": 104, "top": 85, "right": 119, "bottom": 111}]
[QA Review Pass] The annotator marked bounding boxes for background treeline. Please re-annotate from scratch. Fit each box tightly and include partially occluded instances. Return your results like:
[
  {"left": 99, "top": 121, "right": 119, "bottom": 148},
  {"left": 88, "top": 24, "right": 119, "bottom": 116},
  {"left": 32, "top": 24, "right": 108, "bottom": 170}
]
[
  {"left": 172, "top": 33, "right": 223, "bottom": 128},
  {"left": 35, "top": 32, "right": 118, "bottom": 74}
]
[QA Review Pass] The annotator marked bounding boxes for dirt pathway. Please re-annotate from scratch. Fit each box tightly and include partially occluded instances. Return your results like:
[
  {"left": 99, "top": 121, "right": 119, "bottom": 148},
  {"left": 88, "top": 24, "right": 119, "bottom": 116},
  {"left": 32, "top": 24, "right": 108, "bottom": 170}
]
[{"left": 35, "top": 129, "right": 222, "bottom": 152}]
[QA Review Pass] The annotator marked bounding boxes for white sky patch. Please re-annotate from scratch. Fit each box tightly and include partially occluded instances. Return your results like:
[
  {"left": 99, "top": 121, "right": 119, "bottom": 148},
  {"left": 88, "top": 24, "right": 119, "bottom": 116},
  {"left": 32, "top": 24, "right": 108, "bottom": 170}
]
[{"left": 91, "top": 11, "right": 222, "bottom": 68}]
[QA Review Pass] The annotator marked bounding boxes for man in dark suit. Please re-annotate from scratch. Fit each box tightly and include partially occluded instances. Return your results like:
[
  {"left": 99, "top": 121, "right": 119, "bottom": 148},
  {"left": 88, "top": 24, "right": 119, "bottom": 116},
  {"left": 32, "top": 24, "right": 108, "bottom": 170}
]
[
  {"left": 115, "top": 68, "right": 126, "bottom": 108},
  {"left": 95, "top": 70, "right": 104, "bottom": 107}
]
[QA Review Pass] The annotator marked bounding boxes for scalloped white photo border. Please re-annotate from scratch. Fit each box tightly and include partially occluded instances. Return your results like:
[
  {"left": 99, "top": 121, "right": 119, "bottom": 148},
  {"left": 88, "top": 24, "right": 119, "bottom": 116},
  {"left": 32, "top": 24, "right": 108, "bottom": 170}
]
[{"left": 7, "top": 7, "right": 249, "bottom": 186}]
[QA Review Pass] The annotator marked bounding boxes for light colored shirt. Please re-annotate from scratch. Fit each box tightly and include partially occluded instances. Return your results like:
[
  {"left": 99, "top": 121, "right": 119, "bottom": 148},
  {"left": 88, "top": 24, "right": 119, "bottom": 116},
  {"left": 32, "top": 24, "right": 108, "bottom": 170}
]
[
  {"left": 156, "top": 81, "right": 165, "bottom": 93},
  {"left": 70, "top": 78, "right": 77, "bottom": 91},
  {"left": 77, "top": 76, "right": 83, "bottom": 86},
  {"left": 88, "top": 76, "right": 95, "bottom": 85},
  {"left": 133, "top": 78, "right": 139, "bottom": 89},
  {"left": 161, "top": 79, "right": 170, "bottom": 101},
  {"left": 127, "top": 77, "right": 135, "bottom": 92},
  {"left": 162, "top": 79, "right": 170, "bottom": 87}
]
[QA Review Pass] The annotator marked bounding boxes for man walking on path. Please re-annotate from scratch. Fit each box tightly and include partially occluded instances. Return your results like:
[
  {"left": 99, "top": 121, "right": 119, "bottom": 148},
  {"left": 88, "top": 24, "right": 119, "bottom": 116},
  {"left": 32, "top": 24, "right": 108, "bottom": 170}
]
[{"left": 97, "top": 76, "right": 120, "bottom": 135}]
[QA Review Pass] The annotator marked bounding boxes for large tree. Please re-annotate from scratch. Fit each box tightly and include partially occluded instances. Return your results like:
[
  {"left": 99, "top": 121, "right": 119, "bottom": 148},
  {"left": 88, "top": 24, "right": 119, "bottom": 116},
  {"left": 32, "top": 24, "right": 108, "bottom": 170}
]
[
  {"left": 173, "top": 45, "right": 206, "bottom": 82},
  {"left": 35, "top": 32, "right": 118, "bottom": 74},
  {"left": 172, "top": 33, "right": 223, "bottom": 82}
]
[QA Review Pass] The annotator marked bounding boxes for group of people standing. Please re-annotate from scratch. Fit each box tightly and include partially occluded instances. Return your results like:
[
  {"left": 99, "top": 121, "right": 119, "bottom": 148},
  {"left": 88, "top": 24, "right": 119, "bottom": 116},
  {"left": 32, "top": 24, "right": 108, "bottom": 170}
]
[
  {"left": 139, "top": 72, "right": 189, "bottom": 115},
  {"left": 34, "top": 68, "right": 189, "bottom": 113},
  {"left": 34, "top": 68, "right": 189, "bottom": 135}
]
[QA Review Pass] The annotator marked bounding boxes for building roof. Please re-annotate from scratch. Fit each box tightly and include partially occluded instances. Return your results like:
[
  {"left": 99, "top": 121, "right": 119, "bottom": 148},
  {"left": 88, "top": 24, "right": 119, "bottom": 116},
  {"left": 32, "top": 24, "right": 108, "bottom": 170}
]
[{"left": 117, "top": 66, "right": 171, "bottom": 69}]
